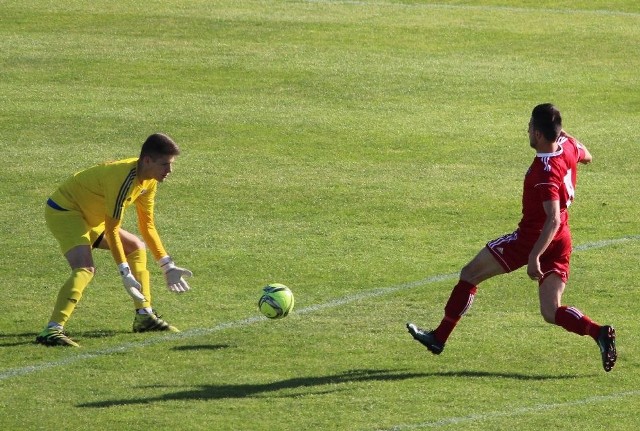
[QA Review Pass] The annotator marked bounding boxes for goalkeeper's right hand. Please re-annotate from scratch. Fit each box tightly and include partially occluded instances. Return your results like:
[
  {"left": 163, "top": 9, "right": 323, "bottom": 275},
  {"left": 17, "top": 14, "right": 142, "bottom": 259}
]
[{"left": 118, "top": 263, "right": 146, "bottom": 301}]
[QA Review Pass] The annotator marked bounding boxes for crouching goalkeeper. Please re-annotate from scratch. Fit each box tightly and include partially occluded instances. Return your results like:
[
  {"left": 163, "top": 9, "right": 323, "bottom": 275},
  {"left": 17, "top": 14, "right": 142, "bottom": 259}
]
[{"left": 37, "top": 133, "right": 192, "bottom": 347}]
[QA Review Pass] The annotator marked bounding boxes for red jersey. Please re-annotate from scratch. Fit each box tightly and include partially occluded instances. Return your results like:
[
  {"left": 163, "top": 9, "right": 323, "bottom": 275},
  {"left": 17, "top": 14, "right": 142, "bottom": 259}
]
[{"left": 518, "top": 133, "right": 587, "bottom": 236}]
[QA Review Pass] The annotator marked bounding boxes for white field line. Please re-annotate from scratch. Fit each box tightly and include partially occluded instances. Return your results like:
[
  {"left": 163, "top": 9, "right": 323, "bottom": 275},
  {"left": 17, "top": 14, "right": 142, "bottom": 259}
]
[
  {"left": 0, "top": 235, "right": 638, "bottom": 382},
  {"left": 302, "top": 0, "right": 640, "bottom": 18},
  {"left": 381, "top": 390, "right": 640, "bottom": 430}
]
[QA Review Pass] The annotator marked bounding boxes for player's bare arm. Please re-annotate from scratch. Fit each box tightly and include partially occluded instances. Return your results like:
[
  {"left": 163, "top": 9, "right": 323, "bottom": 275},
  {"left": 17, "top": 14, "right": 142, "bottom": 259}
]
[
  {"left": 527, "top": 199, "right": 561, "bottom": 280},
  {"left": 562, "top": 130, "right": 592, "bottom": 164},
  {"left": 579, "top": 143, "right": 593, "bottom": 164}
]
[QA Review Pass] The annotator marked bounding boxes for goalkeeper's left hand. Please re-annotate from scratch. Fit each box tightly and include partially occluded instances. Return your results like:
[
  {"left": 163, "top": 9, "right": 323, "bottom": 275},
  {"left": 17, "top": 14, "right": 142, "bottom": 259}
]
[{"left": 159, "top": 256, "right": 193, "bottom": 293}]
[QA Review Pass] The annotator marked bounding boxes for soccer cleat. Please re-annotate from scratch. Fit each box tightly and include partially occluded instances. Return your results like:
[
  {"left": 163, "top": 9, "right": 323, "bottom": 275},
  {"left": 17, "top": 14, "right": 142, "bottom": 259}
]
[
  {"left": 35, "top": 327, "right": 80, "bottom": 347},
  {"left": 133, "top": 311, "right": 179, "bottom": 333},
  {"left": 406, "top": 323, "right": 444, "bottom": 355},
  {"left": 596, "top": 325, "right": 617, "bottom": 372}
]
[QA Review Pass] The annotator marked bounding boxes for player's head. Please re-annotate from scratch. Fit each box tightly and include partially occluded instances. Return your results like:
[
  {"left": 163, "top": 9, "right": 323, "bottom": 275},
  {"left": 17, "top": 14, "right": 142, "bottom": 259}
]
[
  {"left": 529, "top": 104, "right": 562, "bottom": 147},
  {"left": 139, "top": 133, "right": 180, "bottom": 182},
  {"left": 140, "top": 133, "right": 181, "bottom": 160}
]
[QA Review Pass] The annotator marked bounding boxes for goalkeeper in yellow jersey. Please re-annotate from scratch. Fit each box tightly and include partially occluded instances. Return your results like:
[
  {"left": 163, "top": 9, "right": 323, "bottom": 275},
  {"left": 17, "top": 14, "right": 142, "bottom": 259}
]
[{"left": 36, "top": 133, "right": 193, "bottom": 347}]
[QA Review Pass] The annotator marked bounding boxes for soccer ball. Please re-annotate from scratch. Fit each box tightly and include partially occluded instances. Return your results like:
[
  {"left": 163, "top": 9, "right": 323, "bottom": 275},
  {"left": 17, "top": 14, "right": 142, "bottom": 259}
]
[{"left": 258, "top": 283, "right": 294, "bottom": 319}]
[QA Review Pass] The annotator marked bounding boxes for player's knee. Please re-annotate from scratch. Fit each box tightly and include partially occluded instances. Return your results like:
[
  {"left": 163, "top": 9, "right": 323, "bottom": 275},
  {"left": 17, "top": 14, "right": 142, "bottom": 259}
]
[
  {"left": 124, "top": 236, "right": 146, "bottom": 255},
  {"left": 118, "top": 229, "right": 146, "bottom": 254},
  {"left": 460, "top": 263, "right": 481, "bottom": 285},
  {"left": 72, "top": 266, "right": 96, "bottom": 280},
  {"left": 540, "top": 305, "right": 556, "bottom": 324},
  {"left": 459, "top": 249, "right": 502, "bottom": 285},
  {"left": 131, "top": 235, "right": 145, "bottom": 250},
  {"left": 135, "top": 239, "right": 146, "bottom": 251}
]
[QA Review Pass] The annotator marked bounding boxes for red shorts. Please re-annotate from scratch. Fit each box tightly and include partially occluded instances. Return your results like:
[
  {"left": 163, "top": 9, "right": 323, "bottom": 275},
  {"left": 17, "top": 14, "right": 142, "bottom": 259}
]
[{"left": 486, "top": 228, "right": 572, "bottom": 283}]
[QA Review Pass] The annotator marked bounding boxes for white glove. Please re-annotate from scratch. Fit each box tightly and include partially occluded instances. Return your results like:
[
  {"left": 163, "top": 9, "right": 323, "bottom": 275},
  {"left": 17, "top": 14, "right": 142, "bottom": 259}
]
[
  {"left": 159, "top": 256, "right": 192, "bottom": 293},
  {"left": 118, "top": 263, "right": 146, "bottom": 301}
]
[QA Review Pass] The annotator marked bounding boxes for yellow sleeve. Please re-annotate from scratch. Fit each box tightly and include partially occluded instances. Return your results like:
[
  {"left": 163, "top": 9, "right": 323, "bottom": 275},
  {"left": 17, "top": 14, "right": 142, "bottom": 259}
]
[
  {"left": 136, "top": 183, "right": 168, "bottom": 261},
  {"left": 103, "top": 161, "right": 138, "bottom": 265},
  {"left": 105, "top": 215, "right": 127, "bottom": 264}
]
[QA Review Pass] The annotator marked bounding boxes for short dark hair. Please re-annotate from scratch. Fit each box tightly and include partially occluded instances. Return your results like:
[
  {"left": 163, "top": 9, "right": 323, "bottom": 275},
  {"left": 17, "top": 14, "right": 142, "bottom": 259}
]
[
  {"left": 531, "top": 103, "right": 562, "bottom": 141},
  {"left": 140, "top": 133, "right": 180, "bottom": 159}
]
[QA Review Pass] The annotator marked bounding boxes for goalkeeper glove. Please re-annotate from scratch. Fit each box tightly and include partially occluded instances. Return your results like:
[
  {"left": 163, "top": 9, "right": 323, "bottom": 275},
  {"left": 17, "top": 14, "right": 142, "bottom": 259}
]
[
  {"left": 118, "top": 263, "right": 146, "bottom": 301},
  {"left": 159, "top": 256, "right": 193, "bottom": 293}
]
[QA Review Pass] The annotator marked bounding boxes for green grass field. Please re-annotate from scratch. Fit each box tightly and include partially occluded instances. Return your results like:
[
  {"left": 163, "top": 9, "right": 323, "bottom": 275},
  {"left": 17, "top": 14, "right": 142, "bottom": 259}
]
[{"left": 1, "top": 1, "right": 639, "bottom": 429}]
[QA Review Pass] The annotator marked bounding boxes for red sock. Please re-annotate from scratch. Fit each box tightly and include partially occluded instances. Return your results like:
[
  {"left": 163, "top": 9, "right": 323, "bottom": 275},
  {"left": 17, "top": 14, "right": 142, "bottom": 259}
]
[
  {"left": 434, "top": 280, "right": 477, "bottom": 344},
  {"left": 554, "top": 306, "right": 601, "bottom": 340}
]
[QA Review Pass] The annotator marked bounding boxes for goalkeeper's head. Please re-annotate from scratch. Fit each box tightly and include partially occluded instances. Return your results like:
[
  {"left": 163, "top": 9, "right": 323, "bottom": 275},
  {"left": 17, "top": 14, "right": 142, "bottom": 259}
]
[
  {"left": 138, "top": 133, "right": 181, "bottom": 182},
  {"left": 140, "top": 133, "right": 181, "bottom": 160}
]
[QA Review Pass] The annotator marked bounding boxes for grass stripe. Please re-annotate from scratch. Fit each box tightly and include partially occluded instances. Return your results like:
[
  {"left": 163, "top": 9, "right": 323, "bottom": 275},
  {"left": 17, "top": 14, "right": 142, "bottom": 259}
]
[
  {"left": 302, "top": 0, "right": 640, "bottom": 18},
  {"left": 382, "top": 389, "right": 640, "bottom": 430},
  {"left": 573, "top": 235, "right": 640, "bottom": 251},
  {"left": 0, "top": 235, "right": 637, "bottom": 382}
]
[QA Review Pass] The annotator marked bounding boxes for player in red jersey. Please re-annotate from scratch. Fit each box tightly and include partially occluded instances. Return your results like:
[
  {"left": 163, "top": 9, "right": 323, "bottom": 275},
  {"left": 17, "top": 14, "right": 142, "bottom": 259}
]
[{"left": 407, "top": 103, "right": 617, "bottom": 372}]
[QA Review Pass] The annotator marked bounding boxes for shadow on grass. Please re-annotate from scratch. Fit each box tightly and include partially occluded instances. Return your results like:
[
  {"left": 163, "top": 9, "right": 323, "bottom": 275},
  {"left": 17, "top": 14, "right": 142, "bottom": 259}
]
[
  {"left": 78, "top": 368, "right": 583, "bottom": 408},
  {"left": 172, "top": 344, "right": 232, "bottom": 351},
  {"left": 0, "top": 329, "right": 126, "bottom": 347},
  {"left": 73, "top": 329, "right": 123, "bottom": 339},
  {"left": 78, "top": 369, "right": 423, "bottom": 407},
  {"left": 434, "top": 370, "right": 581, "bottom": 380},
  {"left": 0, "top": 332, "right": 38, "bottom": 347},
  {"left": 1, "top": 331, "right": 231, "bottom": 349}
]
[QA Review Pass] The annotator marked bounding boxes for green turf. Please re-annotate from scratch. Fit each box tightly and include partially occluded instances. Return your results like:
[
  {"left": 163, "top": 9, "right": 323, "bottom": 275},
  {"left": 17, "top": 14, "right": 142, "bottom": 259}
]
[{"left": 1, "top": 1, "right": 639, "bottom": 430}]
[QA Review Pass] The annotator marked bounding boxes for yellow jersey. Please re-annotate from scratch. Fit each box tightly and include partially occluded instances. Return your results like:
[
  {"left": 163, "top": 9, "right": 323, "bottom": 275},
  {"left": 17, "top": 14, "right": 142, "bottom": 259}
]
[{"left": 49, "top": 158, "right": 167, "bottom": 264}]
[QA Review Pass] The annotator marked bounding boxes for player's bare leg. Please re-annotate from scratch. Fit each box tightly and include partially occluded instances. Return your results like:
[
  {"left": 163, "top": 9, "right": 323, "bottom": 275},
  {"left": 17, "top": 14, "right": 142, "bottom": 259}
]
[
  {"left": 539, "top": 273, "right": 616, "bottom": 372},
  {"left": 36, "top": 246, "right": 95, "bottom": 347},
  {"left": 538, "top": 273, "right": 565, "bottom": 324},
  {"left": 459, "top": 247, "right": 507, "bottom": 286},
  {"left": 408, "top": 247, "right": 505, "bottom": 354}
]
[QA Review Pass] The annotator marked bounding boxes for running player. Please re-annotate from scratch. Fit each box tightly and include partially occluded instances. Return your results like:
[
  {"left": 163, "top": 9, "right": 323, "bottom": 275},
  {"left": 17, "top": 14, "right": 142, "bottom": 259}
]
[
  {"left": 407, "top": 104, "right": 617, "bottom": 372},
  {"left": 36, "top": 133, "right": 193, "bottom": 347}
]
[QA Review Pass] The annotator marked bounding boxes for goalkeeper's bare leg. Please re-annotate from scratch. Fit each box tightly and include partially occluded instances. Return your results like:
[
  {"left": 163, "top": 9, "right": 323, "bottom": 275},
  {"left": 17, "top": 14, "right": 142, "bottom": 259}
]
[{"left": 36, "top": 245, "right": 95, "bottom": 347}]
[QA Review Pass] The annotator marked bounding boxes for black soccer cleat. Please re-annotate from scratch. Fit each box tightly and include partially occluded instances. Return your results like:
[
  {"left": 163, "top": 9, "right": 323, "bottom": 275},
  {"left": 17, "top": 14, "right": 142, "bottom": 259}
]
[
  {"left": 133, "top": 311, "right": 179, "bottom": 333},
  {"left": 406, "top": 323, "right": 444, "bottom": 355},
  {"left": 35, "top": 327, "right": 80, "bottom": 347},
  {"left": 596, "top": 325, "right": 617, "bottom": 372}
]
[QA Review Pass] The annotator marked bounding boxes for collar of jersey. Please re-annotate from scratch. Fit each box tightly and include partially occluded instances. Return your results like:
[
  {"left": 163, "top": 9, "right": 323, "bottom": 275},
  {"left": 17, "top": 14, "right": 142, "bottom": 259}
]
[{"left": 536, "top": 146, "right": 563, "bottom": 158}]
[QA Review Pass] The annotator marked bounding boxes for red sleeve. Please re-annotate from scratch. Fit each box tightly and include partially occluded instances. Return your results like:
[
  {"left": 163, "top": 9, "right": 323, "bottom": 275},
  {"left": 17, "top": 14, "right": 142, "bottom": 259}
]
[
  {"left": 565, "top": 135, "right": 585, "bottom": 162},
  {"left": 534, "top": 162, "right": 562, "bottom": 202},
  {"left": 536, "top": 182, "right": 560, "bottom": 202}
]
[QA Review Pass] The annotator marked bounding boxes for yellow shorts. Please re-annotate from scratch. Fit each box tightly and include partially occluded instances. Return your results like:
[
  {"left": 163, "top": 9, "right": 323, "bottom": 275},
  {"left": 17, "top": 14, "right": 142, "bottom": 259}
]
[{"left": 45, "top": 199, "right": 105, "bottom": 254}]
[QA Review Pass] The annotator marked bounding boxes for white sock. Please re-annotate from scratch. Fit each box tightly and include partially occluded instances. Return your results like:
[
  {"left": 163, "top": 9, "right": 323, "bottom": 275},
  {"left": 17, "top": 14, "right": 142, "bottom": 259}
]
[{"left": 137, "top": 307, "right": 153, "bottom": 315}]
